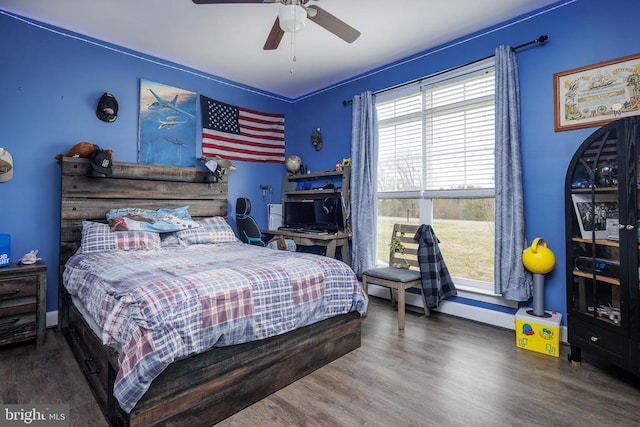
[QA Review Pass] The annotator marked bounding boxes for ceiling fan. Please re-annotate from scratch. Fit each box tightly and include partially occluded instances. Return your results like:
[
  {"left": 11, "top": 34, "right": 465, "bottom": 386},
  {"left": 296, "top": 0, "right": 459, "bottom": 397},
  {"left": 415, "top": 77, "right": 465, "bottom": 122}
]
[{"left": 192, "top": 0, "right": 361, "bottom": 50}]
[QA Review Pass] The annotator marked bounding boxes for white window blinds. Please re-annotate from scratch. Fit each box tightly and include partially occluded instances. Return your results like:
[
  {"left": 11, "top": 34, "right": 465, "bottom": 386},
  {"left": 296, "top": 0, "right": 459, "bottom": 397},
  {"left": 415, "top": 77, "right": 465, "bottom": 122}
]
[{"left": 376, "top": 60, "right": 495, "bottom": 195}]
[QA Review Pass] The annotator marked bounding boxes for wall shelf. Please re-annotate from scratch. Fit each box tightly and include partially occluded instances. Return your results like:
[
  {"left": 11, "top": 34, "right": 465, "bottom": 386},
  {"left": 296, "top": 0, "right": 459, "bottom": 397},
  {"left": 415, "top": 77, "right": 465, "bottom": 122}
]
[{"left": 281, "top": 166, "right": 351, "bottom": 232}]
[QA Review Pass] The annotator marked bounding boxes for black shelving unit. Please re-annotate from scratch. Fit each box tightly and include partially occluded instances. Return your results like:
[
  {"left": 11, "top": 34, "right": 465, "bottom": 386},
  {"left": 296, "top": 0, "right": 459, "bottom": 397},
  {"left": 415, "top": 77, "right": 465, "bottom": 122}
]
[{"left": 565, "top": 116, "right": 640, "bottom": 374}]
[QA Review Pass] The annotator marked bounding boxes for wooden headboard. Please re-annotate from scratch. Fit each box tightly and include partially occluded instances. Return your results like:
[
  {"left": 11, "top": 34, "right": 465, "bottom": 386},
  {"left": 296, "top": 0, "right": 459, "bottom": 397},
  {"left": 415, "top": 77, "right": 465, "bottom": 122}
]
[{"left": 59, "top": 156, "right": 228, "bottom": 269}]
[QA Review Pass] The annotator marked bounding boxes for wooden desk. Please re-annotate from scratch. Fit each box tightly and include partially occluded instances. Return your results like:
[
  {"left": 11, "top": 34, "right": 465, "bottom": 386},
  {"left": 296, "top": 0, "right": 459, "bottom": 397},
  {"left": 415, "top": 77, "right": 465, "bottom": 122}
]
[{"left": 262, "top": 230, "right": 351, "bottom": 266}]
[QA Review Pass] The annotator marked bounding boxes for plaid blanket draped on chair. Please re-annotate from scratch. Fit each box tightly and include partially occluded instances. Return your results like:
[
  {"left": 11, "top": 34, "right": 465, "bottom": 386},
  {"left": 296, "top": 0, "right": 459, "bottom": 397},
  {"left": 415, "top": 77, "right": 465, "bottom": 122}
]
[{"left": 413, "top": 224, "right": 457, "bottom": 308}]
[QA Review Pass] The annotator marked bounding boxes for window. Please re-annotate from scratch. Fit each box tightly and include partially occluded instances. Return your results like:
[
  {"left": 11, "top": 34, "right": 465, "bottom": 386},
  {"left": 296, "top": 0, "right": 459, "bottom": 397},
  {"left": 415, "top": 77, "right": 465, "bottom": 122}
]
[{"left": 375, "top": 59, "right": 496, "bottom": 293}]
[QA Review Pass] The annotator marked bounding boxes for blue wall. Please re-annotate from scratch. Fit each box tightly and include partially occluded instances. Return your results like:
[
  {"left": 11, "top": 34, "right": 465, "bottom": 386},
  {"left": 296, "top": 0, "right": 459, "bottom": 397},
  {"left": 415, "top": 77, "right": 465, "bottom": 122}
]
[{"left": 1, "top": 0, "right": 638, "bottom": 317}]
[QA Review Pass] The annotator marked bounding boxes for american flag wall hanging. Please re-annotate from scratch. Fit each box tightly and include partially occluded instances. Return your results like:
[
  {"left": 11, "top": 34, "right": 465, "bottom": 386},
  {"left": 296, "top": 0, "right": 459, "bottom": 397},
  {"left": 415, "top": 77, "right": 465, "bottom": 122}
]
[{"left": 200, "top": 95, "right": 285, "bottom": 163}]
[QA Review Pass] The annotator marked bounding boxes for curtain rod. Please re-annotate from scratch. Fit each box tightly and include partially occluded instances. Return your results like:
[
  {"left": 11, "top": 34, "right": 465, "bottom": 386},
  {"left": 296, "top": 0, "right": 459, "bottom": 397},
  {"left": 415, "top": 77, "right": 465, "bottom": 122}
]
[{"left": 342, "top": 34, "right": 548, "bottom": 106}]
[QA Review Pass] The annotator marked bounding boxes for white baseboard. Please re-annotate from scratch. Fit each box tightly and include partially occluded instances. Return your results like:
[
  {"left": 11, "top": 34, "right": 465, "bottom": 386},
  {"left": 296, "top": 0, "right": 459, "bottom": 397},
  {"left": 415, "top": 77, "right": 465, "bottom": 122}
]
[
  {"left": 367, "top": 284, "right": 568, "bottom": 343},
  {"left": 46, "top": 310, "right": 58, "bottom": 328},
  {"left": 434, "top": 299, "right": 516, "bottom": 329}
]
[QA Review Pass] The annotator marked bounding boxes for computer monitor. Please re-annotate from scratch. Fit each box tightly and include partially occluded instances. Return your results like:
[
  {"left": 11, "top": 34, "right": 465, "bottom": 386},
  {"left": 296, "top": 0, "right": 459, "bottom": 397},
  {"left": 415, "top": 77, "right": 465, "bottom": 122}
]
[
  {"left": 284, "top": 202, "right": 316, "bottom": 229},
  {"left": 284, "top": 200, "right": 345, "bottom": 231}
]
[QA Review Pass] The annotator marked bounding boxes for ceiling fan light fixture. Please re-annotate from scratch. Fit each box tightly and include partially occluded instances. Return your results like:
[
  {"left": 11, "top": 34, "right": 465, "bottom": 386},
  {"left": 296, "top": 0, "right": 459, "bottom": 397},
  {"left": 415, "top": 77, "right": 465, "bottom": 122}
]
[{"left": 278, "top": 4, "right": 307, "bottom": 33}]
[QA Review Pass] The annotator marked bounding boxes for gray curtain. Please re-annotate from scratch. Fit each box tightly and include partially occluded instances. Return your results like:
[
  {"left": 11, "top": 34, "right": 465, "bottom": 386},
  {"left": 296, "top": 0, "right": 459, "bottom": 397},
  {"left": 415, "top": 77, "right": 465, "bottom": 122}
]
[
  {"left": 351, "top": 91, "right": 378, "bottom": 275},
  {"left": 494, "top": 45, "right": 532, "bottom": 301}
]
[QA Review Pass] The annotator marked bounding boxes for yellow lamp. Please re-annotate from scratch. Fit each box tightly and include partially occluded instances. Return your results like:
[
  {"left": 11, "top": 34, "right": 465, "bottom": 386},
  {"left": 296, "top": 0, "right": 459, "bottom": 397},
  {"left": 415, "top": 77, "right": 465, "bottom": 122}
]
[
  {"left": 522, "top": 237, "right": 556, "bottom": 317},
  {"left": 522, "top": 237, "right": 556, "bottom": 274}
]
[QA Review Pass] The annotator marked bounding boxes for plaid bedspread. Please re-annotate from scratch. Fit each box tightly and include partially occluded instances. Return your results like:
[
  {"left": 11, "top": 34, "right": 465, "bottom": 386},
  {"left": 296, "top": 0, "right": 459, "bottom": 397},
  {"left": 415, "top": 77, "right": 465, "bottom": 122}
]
[{"left": 63, "top": 242, "right": 367, "bottom": 413}]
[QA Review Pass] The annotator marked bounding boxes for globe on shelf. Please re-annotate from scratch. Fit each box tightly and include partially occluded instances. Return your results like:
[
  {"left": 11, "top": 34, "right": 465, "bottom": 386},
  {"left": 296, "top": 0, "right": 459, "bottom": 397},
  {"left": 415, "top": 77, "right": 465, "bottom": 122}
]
[{"left": 285, "top": 155, "right": 302, "bottom": 173}]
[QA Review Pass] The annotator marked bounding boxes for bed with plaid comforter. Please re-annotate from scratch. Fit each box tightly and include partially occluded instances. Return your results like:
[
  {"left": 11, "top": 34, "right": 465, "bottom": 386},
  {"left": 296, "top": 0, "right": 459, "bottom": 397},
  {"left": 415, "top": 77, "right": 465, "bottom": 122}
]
[{"left": 63, "top": 241, "right": 367, "bottom": 413}]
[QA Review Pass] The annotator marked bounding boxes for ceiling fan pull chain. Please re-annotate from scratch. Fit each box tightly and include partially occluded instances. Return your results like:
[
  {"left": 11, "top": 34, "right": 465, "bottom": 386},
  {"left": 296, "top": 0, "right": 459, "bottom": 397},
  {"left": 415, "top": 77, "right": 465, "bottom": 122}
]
[{"left": 290, "top": 26, "right": 297, "bottom": 74}]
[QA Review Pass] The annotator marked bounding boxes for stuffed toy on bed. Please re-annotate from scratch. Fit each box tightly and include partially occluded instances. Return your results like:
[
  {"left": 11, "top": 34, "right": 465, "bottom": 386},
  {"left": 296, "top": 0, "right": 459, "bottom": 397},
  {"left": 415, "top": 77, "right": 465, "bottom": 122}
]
[{"left": 55, "top": 141, "right": 113, "bottom": 164}]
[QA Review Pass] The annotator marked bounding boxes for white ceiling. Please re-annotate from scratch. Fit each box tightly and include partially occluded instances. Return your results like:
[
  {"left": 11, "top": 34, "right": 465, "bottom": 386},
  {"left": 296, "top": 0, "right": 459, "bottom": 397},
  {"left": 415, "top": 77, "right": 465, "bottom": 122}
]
[{"left": 0, "top": 0, "right": 559, "bottom": 99}]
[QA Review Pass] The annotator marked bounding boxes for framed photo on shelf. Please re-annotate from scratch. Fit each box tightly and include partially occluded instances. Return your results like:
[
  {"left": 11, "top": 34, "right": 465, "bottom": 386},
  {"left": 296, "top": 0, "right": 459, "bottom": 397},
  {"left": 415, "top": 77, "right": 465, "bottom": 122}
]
[
  {"left": 554, "top": 53, "right": 640, "bottom": 132},
  {"left": 572, "top": 193, "right": 619, "bottom": 240},
  {"left": 606, "top": 218, "right": 619, "bottom": 241}
]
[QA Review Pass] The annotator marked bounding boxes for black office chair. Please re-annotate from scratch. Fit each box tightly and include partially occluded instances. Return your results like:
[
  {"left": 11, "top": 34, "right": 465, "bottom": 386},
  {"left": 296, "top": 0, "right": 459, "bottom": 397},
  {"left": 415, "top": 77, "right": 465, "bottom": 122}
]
[{"left": 235, "top": 198, "right": 268, "bottom": 246}]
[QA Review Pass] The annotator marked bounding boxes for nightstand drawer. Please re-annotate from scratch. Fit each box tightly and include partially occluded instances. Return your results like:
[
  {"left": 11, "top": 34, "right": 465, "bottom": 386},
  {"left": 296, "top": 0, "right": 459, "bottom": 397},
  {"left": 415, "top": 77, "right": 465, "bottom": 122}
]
[
  {"left": 0, "top": 299, "right": 37, "bottom": 317},
  {"left": 0, "top": 312, "right": 37, "bottom": 345},
  {"left": 0, "top": 276, "right": 37, "bottom": 301}
]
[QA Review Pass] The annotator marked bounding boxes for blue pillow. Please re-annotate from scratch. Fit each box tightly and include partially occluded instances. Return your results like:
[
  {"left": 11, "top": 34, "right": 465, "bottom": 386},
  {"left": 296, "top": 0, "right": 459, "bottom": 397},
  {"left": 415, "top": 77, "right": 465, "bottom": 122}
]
[{"left": 106, "top": 206, "right": 200, "bottom": 233}]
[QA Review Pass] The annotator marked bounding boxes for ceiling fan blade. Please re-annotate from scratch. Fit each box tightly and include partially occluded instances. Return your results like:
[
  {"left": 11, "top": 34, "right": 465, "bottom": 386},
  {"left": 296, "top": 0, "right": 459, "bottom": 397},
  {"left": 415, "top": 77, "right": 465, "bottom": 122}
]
[
  {"left": 263, "top": 18, "right": 285, "bottom": 50},
  {"left": 306, "top": 5, "right": 360, "bottom": 43},
  {"left": 192, "top": 0, "right": 277, "bottom": 4}
]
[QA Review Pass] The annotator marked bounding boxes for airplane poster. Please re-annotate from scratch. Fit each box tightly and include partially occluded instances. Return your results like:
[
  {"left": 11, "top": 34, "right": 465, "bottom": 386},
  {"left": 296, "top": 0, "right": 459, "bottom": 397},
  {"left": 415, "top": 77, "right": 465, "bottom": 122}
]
[{"left": 138, "top": 79, "right": 197, "bottom": 167}]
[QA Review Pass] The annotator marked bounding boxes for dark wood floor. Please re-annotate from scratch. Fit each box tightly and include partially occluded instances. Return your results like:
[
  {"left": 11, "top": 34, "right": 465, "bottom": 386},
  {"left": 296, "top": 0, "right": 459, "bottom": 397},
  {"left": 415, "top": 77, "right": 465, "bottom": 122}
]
[{"left": 2, "top": 296, "right": 640, "bottom": 426}]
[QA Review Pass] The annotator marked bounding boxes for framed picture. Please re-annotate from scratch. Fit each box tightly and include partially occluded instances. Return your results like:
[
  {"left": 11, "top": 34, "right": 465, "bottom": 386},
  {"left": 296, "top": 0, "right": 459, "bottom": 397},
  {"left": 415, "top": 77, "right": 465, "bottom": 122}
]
[
  {"left": 138, "top": 79, "right": 197, "bottom": 167},
  {"left": 554, "top": 53, "right": 640, "bottom": 132},
  {"left": 606, "top": 218, "right": 619, "bottom": 241},
  {"left": 571, "top": 193, "right": 618, "bottom": 240}
]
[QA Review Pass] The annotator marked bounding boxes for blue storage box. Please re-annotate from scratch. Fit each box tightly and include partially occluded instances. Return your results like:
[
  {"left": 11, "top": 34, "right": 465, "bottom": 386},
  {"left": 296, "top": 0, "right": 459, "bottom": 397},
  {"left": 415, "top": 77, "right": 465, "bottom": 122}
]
[{"left": 0, "top": 234, "right": 9, "bottom": 267}]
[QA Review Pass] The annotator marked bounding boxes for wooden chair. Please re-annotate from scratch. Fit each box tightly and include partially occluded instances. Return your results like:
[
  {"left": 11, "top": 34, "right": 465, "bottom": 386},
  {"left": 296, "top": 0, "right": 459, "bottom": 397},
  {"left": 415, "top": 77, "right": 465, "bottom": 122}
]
[{"left": 362, "top": 223, "right": 429, "bottom": 330}]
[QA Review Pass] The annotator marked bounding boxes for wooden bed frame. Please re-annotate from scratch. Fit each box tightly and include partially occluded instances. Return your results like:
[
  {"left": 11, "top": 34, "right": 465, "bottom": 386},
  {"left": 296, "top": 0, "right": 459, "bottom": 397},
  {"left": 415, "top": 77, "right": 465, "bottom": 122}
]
[{"left": 57, "top": 157, "right": 362, "bottom": 426}]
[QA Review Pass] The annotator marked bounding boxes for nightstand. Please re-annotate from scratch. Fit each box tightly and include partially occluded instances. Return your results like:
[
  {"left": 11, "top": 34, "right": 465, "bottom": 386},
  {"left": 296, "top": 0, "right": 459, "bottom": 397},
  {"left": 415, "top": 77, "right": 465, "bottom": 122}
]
[{"left": 0, "top": 261, "right": 47, "bottom": 346}]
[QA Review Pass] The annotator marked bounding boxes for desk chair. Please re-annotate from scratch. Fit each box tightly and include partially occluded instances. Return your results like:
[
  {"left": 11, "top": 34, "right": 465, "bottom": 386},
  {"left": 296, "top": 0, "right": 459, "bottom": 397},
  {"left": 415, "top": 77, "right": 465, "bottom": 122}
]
[
  {"left": 362, "top": 223, "right": 429, "bottom": 330},
  {"left": 235, "top": 198, "right": 268, "bottom": 246}
]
